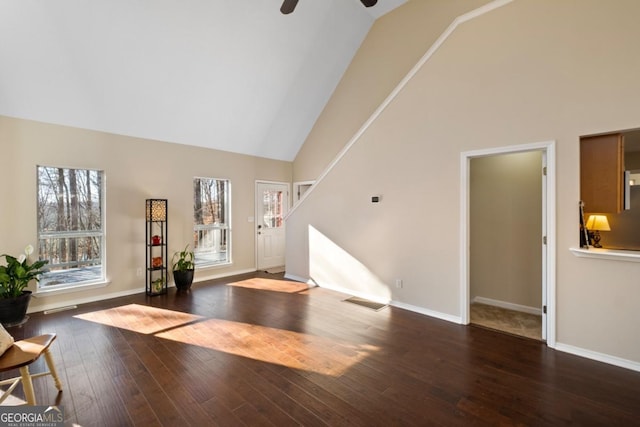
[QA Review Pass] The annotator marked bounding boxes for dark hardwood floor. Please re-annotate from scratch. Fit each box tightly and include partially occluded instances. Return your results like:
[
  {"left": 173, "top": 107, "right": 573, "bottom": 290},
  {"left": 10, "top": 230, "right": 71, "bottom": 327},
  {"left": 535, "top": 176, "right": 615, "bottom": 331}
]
[{"left": 4, "top": 271, "right": 640, "bottom": 426}]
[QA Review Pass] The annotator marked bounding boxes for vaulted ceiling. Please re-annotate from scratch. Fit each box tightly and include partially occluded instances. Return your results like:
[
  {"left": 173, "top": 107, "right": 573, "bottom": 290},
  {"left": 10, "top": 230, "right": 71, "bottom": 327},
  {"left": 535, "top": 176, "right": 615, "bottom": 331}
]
[{"left": 0, "top": 0, "right": 407, "bottom": 161}]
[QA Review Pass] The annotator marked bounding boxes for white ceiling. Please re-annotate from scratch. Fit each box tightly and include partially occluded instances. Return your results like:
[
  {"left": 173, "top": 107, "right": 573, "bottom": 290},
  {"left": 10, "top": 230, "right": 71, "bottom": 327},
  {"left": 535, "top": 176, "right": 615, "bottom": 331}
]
[{"left": 0, "top": 0, "right": 407, "bottom": 161}]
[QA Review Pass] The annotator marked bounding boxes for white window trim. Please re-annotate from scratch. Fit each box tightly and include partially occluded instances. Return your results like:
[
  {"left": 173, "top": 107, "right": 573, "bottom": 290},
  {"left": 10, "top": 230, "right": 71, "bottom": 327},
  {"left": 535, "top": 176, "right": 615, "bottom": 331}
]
[
  {"left": 36, "top": 166, "right": 107, "bottom": 292},
  {"left": 569, "top": 247, "right": 640, "bottom": 262},
  {"left": 34, "top": 279, "right": 111, "bottom": 297},
  {"left": 193, "top": 177, "right": 232, "bottom": 268}
]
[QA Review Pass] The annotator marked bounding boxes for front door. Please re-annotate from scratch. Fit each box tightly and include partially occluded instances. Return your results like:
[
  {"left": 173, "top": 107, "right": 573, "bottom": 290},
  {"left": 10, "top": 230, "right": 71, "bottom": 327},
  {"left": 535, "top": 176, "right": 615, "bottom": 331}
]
[{"left": 256, "top": 182, "right": 289, "bottom": 270}]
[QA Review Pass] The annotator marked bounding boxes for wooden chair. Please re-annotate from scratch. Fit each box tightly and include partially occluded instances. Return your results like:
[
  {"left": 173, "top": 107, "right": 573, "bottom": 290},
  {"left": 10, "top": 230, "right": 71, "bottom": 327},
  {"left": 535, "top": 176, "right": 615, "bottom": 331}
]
[{"left": 0, "top": 334, "right": 63, "bottom": 405}]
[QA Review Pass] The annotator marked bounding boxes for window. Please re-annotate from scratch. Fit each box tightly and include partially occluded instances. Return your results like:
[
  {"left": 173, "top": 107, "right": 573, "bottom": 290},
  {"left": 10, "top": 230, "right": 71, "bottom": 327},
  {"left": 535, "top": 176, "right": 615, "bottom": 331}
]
[
  {"left": 37, "top": 166, "right": 105, "bottom": 290},
  {"left": 193, "top": 177, "right": 231, "bottom": 266},
  {"left": 579, "top": 128, "right": 640, "bottom": 250}
]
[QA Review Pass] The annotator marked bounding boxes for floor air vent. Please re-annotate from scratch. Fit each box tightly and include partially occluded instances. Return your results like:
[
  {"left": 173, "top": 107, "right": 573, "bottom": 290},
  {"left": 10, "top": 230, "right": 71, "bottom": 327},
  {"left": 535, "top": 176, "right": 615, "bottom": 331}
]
[{"left": 343, "top": 296, "right": 387, "bottom": 311}]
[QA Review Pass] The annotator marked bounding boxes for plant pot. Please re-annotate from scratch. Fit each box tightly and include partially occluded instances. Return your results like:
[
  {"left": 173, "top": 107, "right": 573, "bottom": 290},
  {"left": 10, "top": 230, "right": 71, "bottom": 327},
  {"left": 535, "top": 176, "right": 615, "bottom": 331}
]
[
  {"left": 173, "top": 269, "right": 194, "bottom": 291},
  {"left": 0, "top": 291, "right": 32, "bottom": 327}
]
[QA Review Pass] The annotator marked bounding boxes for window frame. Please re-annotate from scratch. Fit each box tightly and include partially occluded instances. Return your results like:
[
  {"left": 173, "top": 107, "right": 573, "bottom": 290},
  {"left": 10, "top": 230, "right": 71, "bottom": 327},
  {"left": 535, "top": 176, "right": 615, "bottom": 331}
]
[
  {"left": 36, "top": 165, "right": 106, "bottom": 292},
  {"left": 193, "top": 176, "right": 232, "bottom": 268}
]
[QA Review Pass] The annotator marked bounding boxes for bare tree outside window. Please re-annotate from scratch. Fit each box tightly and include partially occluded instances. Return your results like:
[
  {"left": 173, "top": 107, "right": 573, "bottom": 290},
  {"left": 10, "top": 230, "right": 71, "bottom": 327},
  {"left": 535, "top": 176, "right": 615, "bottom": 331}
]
[
  {"left": 37, "top": 166, "right": 105, "bottom": 288},
  {"left": 193, "top": 177, "right": 231, "bottom": 266}
]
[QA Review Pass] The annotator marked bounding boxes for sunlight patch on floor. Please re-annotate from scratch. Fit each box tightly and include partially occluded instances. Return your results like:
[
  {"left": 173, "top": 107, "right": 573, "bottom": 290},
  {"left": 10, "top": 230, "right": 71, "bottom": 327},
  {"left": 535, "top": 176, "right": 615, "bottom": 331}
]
[
  {"left": 157, "top": 317, "right": 379, "bottom": 376},
  {"left": 74, "top": 304, "right": 203, "bottom": 335},
  {"left": 75, "top": 303, "right": 379, "bottom": 376},
  {"left": 227, "top": 278, "right": 309, "bottom": 293}
]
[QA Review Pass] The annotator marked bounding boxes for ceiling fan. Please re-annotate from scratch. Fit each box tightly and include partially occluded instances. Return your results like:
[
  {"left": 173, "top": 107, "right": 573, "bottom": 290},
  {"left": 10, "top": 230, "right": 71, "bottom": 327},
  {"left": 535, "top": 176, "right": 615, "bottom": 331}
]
[{"left": 281, "top": 0, "right": 378, "bottom": 15}]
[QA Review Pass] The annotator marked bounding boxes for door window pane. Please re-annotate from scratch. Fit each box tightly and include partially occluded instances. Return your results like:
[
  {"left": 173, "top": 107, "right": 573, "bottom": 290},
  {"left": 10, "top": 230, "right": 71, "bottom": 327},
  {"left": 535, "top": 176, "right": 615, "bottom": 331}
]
[{"left": 262, "top": 190, "right": 283, "bottom": 228}]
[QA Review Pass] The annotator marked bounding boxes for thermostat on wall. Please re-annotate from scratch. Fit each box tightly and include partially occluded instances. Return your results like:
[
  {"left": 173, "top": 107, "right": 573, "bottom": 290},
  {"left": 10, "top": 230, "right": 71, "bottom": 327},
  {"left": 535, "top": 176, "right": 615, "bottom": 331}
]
[{"left": 371, "top": 196, "right": 380, "bottom": 203}]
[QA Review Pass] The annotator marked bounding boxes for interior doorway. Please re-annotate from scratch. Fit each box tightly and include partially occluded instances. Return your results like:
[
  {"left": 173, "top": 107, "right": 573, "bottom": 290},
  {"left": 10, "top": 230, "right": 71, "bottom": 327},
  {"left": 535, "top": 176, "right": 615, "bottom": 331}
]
[
  {"left": 460, "top": 141, "right": 556, "bottom": 346},
  {"left": 256, "top": 181, "right": 290, "bottom": 271},
  {"left": 293, "top": 180, "right": 315, "bottom": 204}
]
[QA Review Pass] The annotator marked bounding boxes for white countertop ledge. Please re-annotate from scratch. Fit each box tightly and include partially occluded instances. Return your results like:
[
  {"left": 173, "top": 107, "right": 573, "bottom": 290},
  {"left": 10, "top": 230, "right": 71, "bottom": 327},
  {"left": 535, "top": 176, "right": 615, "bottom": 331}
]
[{"left": 569, "top": 247, "right": 640, "bottom": 262}]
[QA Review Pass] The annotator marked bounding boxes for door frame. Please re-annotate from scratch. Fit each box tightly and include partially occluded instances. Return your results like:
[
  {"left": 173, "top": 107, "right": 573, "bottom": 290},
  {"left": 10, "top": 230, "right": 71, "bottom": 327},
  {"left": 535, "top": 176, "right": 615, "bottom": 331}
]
[
  {"left": 255, "top": 180, "right": 291, "bottom": 270},
  {"left": 459, "top": 140, "right": 556, "bottom": 347}
]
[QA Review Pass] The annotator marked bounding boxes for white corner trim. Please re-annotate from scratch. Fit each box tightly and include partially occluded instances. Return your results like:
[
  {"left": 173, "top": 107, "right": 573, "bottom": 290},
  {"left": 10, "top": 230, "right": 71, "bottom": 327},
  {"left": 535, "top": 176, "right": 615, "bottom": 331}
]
[
  {"left": 459, "top": 153, "right": 471, "bottom": 325},
  {"left": 286, "top": 0, "right": 515, "bottom": 219},
  {"left": 284, "top": 273, "right": 311, "bottom": 284},
  {"left": 390, "top": 300, "right": 462, "bottom": 324},
  {"left": 555, "top": 342, "right": 640, "bottom": 373},
  {"left": 569, "top": 247, "right": 640, "bottom": 263},
  {"left": 472, "top": 296, "right": 542, "bottom": 315}
]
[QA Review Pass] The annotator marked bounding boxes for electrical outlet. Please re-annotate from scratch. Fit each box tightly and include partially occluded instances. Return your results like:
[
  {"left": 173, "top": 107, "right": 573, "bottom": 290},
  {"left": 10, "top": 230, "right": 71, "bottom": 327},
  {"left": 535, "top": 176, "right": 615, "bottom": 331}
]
[
  {"left": 395, "top": 279, "right": 403, "bottom": 289},
  {"left": 136, "top": 267, "right": 143, "bottom": 277}
]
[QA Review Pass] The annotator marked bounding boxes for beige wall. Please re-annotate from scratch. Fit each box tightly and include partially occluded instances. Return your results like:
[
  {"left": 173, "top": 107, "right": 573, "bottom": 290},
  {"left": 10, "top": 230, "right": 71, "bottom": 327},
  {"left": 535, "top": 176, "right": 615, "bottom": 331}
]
[
  {"left": 0, "top": 116, "right": 291, "bottom": 313},
  {"left": 470, "top": 151, "right": 542, "bottom": 310},
  {"left": 0, "top": 129, "right": 17, "bottom": 250},
  {"left": 292, "top": 0, "right": 492, "bottom": 183},
  {"left": 286, "top": 0, "right": 640, "bottom": 364}
]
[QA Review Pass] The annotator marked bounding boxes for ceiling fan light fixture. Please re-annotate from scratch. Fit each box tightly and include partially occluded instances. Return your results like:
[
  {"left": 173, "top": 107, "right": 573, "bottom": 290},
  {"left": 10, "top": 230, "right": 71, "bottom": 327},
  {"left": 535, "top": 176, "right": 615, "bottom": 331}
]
[
  {"left": 281, "top": 0, "right": 377, "bottom": 15},
  {"left": 280, "top": 0, "right": 299, "bottom": 14}
]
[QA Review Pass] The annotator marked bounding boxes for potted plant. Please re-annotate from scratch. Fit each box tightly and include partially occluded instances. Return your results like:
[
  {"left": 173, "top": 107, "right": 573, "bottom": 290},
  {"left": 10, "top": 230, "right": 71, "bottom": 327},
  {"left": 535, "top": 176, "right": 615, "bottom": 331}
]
[
  {"left": 0, "top": 245, "right": 48, "bottom": 326},
  {"left": 171, "top": 245, "right": 194, "bottom": 291},
  {"left": 151, "top": 277, "right": 164, "bottom": 294}
]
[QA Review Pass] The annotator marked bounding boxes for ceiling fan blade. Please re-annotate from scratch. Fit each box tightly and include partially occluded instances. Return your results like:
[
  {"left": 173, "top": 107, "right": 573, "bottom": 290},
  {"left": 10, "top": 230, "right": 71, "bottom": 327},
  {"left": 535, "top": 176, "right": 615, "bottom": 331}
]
[
  {"left": 360, "top": 0, "right": 378, "bottom": 7},
  {"left": 280, "top": 0, "right": 299, "bottom": 14}
]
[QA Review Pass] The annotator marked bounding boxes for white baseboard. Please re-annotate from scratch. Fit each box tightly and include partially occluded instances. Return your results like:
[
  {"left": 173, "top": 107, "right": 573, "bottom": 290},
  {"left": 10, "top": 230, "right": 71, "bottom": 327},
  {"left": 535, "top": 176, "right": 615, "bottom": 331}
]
[
  {"left": 308, "top": 279, "right": 461, "bottom": 324},
  {"left": 34, "top": 271, "right": 639, "bottom": 373},
  {"left": 283, "top": 273, "right": 311, "bottom": 284},
  {"left": 472, "top": 296, "right": 542, "bottom": 315},
  {"left": 194, "top": 267, "right": 256, "bottom": 284},
  {"left": 30, "top": 267, "right": 258, "bottom": 315},
  {"left": 390, "top": 300, "right": 462, "bottom": 324},
  {"left": 555, "top": 342, "right": 640, "bottom": 373}
]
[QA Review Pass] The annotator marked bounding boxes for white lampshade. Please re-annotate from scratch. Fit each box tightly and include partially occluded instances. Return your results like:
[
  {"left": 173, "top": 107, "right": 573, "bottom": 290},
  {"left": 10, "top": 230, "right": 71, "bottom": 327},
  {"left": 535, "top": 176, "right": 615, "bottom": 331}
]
[{"left": 586, "top": 215, "right": 610, "bottom": 231}]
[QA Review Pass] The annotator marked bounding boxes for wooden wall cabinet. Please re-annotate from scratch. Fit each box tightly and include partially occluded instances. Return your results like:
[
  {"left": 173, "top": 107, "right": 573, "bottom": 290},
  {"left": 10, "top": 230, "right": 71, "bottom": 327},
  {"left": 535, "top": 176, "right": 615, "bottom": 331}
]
[{"left": 580, "top": 133, "right": 625, "bottom": 213}]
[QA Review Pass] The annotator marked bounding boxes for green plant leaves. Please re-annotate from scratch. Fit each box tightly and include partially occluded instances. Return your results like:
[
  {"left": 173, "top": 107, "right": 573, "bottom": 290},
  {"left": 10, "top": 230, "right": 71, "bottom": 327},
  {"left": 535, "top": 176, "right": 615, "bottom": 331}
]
[
  {"left": 0, "top": 250, "right": 49, "bottom": 298},
  {"left": 172, "top": 244, "right": 195, "bottom": 271}
]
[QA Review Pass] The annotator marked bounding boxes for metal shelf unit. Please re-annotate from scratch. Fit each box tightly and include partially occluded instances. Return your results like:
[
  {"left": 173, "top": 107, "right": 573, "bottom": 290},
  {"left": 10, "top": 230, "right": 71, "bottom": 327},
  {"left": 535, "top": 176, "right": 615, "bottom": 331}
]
[{"left": 145, "top": 199, "right": 168, "bottom": 296}]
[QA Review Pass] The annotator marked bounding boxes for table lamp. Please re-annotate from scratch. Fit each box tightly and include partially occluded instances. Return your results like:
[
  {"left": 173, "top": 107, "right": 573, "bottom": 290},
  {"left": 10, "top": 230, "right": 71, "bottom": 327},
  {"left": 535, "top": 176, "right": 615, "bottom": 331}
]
[{"left": 585, "top": 214, "right": 610, "bottom": 248}]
